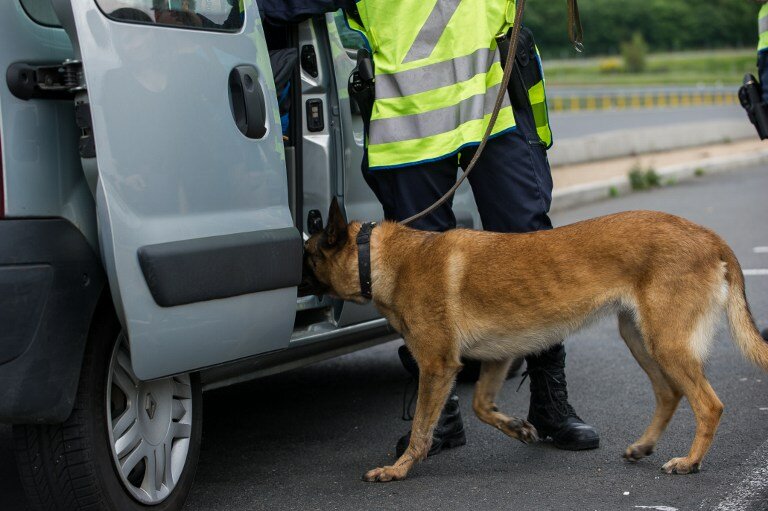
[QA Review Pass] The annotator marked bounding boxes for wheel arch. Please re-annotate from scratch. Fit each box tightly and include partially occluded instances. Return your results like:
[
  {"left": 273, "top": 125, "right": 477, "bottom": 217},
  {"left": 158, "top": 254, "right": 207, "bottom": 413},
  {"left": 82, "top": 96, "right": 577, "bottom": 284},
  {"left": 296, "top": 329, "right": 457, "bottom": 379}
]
[{"left": 0, "top": 218, "right": 107, "bottom": 424}]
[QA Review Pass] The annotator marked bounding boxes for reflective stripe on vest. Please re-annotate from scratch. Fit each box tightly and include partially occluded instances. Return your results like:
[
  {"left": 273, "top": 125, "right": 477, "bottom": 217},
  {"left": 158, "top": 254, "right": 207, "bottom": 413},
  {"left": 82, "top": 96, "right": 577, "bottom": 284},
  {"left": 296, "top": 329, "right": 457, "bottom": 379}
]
[
  {"left": 760, "top": 4, "right": 768, "bottom": 52},
  {"left": 370, "top": 80, "right": 510, "bottom": 145},
  {"left": 349, "top": 0, "right": 517, "bottom": 170},
  {"left": 528, "top": 53, "right": 552, "bottom": 148},
  {"left": 375, "top": 47, "right": 498, "bottom": 100}
]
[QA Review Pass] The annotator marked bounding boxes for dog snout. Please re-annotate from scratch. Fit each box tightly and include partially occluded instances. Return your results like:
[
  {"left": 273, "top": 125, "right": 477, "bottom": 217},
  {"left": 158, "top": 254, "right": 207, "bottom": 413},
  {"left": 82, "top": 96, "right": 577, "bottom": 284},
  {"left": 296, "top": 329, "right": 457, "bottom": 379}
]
[{"left": 298, "top": 251, "right": 328, "bottom": 297}]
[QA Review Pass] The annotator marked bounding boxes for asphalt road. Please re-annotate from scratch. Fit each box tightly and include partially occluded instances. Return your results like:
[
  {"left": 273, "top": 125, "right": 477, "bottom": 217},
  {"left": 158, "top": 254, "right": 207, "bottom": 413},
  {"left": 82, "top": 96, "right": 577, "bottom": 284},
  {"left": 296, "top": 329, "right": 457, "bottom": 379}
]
[
  {"left": 2, "top": 166, "right": 767, "bottom": 510},
  {"left": 551, "top": 105, "right": 744, "bottom": 139},
  {"left": 184, "top": 166, "right": 768, "bottom": 511}
]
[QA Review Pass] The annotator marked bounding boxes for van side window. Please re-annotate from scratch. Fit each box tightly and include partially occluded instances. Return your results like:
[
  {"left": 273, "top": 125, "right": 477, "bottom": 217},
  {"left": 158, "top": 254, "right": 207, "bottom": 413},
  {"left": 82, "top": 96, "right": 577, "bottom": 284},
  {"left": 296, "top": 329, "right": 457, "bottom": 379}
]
[
  {"left": 95, "top": 0, "right": 245, "bottom": 32},
  {"left": 333, "top": 11, "right": 365, "bottom": 51},
  {"left": 19, "top": 0, "right": 61, "bottom": 27}
]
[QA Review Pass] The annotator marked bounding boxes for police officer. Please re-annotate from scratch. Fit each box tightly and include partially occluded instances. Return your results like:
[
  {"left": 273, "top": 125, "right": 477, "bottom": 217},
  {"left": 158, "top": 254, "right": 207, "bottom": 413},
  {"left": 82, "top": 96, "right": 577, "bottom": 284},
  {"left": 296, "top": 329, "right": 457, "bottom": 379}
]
[
  {"left": 759, "top": 0, "right": 768, "bottom": 102},
  {"left": 261, "top": 0, "right": 599, "bottom": 454}
]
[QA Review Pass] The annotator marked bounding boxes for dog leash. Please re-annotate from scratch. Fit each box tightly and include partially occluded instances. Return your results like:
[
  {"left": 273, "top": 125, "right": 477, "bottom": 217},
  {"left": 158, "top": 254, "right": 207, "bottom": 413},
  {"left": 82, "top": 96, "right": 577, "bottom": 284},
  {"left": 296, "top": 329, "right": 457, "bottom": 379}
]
[
  {"left": 567, "top": 0, "right": 584, "bottom": 53},
  {"left": 399, "top": 0, "right": 584, "bottom": 227}
]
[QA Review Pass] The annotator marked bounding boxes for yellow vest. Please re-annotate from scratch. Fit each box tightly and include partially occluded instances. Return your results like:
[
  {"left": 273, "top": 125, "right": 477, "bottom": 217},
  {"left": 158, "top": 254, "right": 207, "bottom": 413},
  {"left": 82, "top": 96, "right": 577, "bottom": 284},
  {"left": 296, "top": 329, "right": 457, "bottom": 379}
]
[
  {"left": 348, "top": 0, "right": 518, "bottom": 169},
  {"left": 760, "top": 3, "right": 768, "bottom": 53}
]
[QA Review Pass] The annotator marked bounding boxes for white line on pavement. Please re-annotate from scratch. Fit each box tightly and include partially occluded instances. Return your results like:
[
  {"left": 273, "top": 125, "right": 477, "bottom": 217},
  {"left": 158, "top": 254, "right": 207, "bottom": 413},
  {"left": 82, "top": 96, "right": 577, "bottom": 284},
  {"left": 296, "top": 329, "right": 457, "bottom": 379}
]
[
  {"left": 743, "top": 269, "right": 768, "bottom": 276},
  {"left": 710, "top": 436, "right": 768, "bottom": 511},
  {"left": 754, "top": 247, "right": 768, "bottom": 254}
]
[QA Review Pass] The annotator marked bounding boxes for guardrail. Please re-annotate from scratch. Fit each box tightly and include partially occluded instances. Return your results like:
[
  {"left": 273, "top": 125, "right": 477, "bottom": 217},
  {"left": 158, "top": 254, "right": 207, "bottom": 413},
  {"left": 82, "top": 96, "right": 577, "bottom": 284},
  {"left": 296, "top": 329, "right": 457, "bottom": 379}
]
[{"left": 547, "top": 86, "right": 739, "bottom": 112}]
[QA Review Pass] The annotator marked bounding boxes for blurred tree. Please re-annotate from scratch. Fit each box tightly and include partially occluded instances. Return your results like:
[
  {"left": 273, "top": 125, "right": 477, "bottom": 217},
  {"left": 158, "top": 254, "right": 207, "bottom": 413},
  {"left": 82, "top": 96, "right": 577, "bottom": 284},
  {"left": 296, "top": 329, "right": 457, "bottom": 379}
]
[
  {"left": 621, "top": 32, "right": 649, "bottom": 72},
  {"left": 525, "top": 0, "right": 760, "bottom": 58}
]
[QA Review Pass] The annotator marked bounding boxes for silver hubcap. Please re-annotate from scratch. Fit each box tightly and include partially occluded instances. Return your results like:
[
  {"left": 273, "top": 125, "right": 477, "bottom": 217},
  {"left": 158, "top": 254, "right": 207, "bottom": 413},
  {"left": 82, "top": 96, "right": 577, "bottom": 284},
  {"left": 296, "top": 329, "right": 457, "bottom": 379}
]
[{"left": 106, "top": 334, "right": 193, "bottom": 504}]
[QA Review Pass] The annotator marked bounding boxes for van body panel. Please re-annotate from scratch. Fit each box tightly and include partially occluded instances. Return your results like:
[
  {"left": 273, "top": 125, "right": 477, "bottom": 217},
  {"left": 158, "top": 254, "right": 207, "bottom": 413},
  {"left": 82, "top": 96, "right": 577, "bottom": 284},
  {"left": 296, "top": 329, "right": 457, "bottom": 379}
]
[{"left": 0, "top": 1, "right": 96, "bottom": 246}]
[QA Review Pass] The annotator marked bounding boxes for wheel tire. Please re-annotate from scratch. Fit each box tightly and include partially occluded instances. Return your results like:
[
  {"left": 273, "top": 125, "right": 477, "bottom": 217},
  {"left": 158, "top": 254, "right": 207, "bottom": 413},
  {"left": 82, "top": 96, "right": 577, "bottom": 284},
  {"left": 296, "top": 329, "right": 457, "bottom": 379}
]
[
  {"left": 14, "top": 300, "right": 202, "bottom": 511},
  {"left": 456, "top": 357, "right": 524, "bottom": 383}
]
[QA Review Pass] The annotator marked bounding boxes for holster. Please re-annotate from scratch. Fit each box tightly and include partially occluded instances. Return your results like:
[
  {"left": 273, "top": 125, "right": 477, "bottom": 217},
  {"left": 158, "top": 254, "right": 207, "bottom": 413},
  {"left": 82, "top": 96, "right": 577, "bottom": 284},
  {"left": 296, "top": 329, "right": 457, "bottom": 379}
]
[
  {"left": 348, "top": 49, "right": 375, "bottom": 131},
  {"left": 739, "top": 73, "right": 768, "bottom": 140},
  {"left": 497, "top": 26, "right": 545, "bottom": 145}
]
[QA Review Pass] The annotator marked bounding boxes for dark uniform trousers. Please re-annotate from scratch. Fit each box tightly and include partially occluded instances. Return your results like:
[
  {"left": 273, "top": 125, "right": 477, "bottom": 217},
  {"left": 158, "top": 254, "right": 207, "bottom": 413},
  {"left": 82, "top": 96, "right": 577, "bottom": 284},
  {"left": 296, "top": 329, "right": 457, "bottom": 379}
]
[
  {"left": 760, "top": 50, "right": 768, "bottom": 104},
  {"left": 364, "top": 98, "right": 554, "bottom": 241}
]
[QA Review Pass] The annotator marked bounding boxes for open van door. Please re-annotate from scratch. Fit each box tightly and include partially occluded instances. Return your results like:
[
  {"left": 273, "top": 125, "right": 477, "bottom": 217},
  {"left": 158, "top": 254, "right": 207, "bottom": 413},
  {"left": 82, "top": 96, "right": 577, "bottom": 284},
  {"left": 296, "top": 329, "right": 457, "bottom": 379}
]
[{"left": 54, "top": 0, "right": 302, "bottom": 380}]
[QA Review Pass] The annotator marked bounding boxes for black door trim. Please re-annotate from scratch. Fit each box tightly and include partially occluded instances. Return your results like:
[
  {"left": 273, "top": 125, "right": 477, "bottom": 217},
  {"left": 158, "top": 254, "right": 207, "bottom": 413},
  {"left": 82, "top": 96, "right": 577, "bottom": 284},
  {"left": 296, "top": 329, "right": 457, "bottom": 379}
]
[{"left": 138, "top": 227, "right": 302, "bottom": 307}]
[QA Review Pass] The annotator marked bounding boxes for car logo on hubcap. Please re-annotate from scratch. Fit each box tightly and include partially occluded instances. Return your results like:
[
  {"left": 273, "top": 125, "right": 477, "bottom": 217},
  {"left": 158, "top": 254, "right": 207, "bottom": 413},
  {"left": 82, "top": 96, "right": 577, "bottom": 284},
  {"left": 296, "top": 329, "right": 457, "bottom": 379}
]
[{"left": 145, "top": 393, "right": 157, "bottom": 420}]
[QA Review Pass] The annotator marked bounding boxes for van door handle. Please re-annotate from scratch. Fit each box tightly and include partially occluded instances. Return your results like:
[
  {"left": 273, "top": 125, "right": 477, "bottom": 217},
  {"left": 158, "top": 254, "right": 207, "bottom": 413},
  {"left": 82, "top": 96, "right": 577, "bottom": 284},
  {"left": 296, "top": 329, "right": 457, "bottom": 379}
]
[{"left": 228, "top": 65, "right": 267, "bottom": 139}]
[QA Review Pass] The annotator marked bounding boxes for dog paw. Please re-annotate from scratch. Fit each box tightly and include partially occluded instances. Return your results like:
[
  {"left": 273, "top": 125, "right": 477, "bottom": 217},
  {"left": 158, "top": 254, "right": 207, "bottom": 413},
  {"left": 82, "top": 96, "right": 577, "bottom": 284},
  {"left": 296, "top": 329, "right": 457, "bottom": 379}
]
[
  {"left": 362, "top": 466, "right": 407, "bottom": 483},
  {"left": 623, "top": 443, "right": 655, "bottom": 462},
  {"left": 506, "top": 417, "right": 539, "bottom": 444},
  {"left": 661, "top": 457, "right": 700, "bottom": 475}
]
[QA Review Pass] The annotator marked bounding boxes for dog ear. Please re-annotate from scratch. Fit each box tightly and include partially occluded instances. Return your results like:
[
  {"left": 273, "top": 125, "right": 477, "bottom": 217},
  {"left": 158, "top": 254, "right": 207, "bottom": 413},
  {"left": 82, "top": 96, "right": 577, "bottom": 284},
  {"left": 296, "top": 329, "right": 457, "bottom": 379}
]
[{"left": 324, "top": 197, "right": 348, "bottom": 248}]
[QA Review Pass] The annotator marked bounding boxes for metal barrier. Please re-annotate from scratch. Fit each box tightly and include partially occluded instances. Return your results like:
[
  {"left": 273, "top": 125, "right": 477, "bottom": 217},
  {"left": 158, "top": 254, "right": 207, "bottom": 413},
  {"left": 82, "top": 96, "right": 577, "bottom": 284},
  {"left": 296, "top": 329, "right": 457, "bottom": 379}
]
[{"left": 547, "top": 87, "right": 739, "bottom": 112}]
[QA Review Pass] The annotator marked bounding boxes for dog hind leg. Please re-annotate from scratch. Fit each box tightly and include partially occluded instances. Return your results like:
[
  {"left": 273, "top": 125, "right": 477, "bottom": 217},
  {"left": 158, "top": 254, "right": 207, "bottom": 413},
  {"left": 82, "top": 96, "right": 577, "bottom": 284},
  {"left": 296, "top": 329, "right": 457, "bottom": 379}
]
[
  {"left": 619, "top": 311, "right": 682, "bottom": 462},
  {"left": 472, "top": 359, "right": 538, "bottom": 443},
  {"left": 656, "top": 354, "right": 723, "bottom": 475},
  {"left": 363, "top": 344, "right": 460, "bottom": 483},
  {"left": 638, "top": 304, "right": 724, "bottom": 475}
]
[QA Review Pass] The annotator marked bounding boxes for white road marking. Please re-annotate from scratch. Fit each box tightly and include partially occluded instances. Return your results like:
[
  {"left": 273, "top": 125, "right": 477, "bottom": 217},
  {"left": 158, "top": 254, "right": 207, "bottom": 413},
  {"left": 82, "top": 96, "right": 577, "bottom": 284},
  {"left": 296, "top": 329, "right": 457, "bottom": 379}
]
[
  {"left": 743, "top": 269, "right": 768, "bottom": 276},
  {"left": 634, "top": 507, "right": 678, "bottom": 511},
  {"left": 753, "top": 247, "right": 768, "bottom": 254},
  {"left": 710, "top": 436, "right": 768, "bottom": 511}
]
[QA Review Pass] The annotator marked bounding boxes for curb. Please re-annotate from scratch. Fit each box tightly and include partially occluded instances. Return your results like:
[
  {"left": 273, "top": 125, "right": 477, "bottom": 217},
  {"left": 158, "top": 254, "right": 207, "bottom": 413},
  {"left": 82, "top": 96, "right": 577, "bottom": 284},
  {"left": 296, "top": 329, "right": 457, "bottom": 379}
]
[
  {"left": 551, "top": 148, "right": 768, "bottom": 213},
  {"left": 548, "top": 121, "right": 755, "bottom": 168}
]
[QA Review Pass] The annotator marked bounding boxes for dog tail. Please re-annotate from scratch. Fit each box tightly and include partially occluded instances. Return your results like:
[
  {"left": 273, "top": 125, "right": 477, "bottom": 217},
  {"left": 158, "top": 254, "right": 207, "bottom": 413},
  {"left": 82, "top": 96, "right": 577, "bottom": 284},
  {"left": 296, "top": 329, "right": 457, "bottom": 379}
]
[{"left": 723, "top": 245, "right": 768, "bottom": 371}]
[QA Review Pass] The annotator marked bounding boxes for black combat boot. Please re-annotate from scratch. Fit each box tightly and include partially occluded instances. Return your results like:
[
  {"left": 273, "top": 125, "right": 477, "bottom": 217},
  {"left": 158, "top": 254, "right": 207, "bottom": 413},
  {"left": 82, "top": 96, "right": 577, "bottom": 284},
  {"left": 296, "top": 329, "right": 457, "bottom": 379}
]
[
  {"left": 395, "top": 345, "right": 467, "bottom": 458},
  {"left": 525, "top": 344, "right": 599, "bottom": 451}
]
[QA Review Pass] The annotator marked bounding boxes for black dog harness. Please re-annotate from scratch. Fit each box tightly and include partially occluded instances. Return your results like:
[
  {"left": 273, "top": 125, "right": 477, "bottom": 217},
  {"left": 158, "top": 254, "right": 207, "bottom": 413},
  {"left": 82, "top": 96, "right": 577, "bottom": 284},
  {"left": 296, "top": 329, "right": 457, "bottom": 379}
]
[{"left": 356, "top": 222, "right": 376, "bottom": 300}]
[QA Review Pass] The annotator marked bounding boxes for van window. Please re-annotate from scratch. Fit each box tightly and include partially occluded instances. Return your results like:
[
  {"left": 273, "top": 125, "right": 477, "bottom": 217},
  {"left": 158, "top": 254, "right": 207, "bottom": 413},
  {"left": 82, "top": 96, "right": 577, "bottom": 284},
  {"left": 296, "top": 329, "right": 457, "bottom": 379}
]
[
  {"left": 19, "top": 0, "right": 61, "bottom": 27},
  {"left": 96, "top": 0, "right": 244, "bottom": 32},
  {"left": 333, "top": 11, "right": 366, "bottom": 51}
]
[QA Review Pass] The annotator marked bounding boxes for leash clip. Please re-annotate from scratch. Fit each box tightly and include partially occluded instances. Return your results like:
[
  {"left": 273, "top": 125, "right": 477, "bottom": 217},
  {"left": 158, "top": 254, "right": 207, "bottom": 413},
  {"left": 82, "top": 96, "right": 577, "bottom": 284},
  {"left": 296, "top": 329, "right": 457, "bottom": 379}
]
[{"left": 568, "top": 0, "right": 584, "bottom": 52}]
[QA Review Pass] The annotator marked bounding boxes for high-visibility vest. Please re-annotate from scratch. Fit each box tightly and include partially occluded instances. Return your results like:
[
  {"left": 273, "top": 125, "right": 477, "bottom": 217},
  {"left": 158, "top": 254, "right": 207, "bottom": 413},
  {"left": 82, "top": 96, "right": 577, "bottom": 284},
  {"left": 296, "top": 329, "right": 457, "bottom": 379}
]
[
  {"left": 348, "top": 0, "right": 520, "bottom": 170},
  {"left": 523, "top": 44, "right": 553, "bottom": 149},
  {"left": 760, "top": 3, "right": 768, "bottom": 53}
]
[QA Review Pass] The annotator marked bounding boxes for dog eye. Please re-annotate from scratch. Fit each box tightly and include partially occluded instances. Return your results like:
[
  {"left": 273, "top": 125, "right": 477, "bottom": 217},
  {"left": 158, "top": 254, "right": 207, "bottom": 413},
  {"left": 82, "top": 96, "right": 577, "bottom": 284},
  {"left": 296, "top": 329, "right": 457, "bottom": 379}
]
[{"left": 308, "top": 253, "right": 323, "bottom": 269}]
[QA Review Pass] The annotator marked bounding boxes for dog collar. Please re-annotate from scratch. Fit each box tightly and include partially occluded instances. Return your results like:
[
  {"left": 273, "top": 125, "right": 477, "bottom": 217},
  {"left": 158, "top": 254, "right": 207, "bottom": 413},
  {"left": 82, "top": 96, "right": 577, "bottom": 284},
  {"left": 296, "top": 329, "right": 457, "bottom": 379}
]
[{"left": 356, "top": 222, "right": 377, "bottom": 300}]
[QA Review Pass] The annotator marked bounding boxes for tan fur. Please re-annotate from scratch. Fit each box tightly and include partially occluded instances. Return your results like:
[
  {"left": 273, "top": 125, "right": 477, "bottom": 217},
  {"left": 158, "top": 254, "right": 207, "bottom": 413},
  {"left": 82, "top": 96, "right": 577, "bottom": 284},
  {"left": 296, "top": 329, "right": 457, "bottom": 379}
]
[{"left": 303, "top": 203, "right": 768, "bottom": 482}]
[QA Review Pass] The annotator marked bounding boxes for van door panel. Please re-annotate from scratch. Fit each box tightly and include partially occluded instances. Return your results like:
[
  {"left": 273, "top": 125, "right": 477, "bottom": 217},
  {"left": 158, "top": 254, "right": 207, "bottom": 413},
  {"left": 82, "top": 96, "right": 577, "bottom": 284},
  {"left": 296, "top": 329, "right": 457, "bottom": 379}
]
[{"left": 58, "top": 0, "right": 300, "bottom": 380}]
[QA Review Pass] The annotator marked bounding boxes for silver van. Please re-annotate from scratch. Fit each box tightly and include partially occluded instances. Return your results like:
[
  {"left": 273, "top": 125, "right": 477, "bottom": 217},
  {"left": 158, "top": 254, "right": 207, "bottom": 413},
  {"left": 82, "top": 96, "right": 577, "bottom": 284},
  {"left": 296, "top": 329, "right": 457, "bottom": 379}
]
[{"left": 0, "top": 1, "right": 480, "bottom": 508}]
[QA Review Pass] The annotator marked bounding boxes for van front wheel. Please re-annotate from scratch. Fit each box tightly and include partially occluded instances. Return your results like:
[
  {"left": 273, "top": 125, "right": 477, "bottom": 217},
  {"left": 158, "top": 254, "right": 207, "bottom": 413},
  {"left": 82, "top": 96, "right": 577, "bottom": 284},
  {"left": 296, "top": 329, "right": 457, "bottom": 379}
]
[{"left": 14, "top": 304, "right": 202, "bottom": 511}]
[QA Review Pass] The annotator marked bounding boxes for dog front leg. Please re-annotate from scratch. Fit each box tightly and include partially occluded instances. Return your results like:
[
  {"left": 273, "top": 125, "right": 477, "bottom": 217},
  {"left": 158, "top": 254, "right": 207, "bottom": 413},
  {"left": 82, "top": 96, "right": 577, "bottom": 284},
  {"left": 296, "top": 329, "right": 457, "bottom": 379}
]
[{"left": 363, "top": 361, "right": 459, "bottom": 482}]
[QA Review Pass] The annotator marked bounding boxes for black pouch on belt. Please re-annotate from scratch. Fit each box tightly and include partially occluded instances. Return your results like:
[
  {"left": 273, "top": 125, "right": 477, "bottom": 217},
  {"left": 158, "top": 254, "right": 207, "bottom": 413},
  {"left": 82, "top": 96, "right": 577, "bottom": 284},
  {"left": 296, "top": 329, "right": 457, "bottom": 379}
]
[
  {"left": 497, "top": 27, "right": 544, "bottom": 143},
  {"left": 739, "top": 73, "right": 768, "bottom": 140},
  {"left": 348, "top": 49, "right": 375, "bottom": 132}
]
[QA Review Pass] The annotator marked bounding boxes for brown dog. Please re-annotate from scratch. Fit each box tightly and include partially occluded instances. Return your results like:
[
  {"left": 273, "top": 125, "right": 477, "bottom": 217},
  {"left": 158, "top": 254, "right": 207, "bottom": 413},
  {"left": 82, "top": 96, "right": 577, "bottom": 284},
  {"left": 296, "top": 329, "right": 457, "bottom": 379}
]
[{"left": 301, "top": 199, "right": 768, "bottom": 482}]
